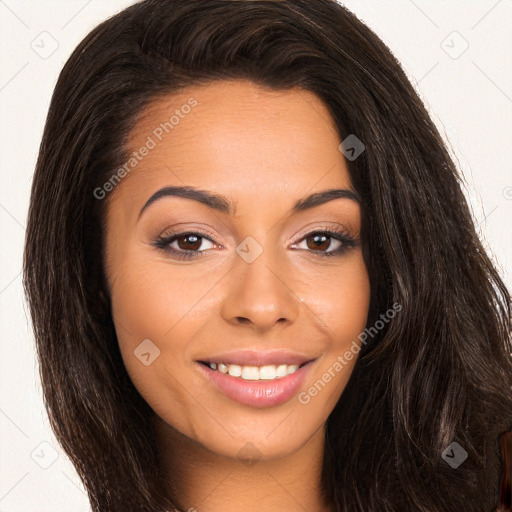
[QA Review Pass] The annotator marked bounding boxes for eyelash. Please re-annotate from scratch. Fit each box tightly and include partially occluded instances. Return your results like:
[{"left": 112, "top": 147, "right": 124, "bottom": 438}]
[{"left": 152, "top": 227, "right": 358, "bottom": 261}]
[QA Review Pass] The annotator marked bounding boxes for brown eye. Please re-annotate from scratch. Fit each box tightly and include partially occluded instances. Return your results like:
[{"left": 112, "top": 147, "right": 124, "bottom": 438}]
[
  {"left": 305, "top": 233, "right": 332, "bottom": 252},
  {"left": 175, "top": 234, "right": 202, "bottom": 251},
  {"left": 153, "top": 231, "right": 217, "bottom": 260},
  {"left": 290, "top": 229, "right": 357, "bottom": 257}
]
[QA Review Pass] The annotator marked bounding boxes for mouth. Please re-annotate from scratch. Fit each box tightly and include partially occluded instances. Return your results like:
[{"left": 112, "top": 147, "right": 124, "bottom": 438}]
[
  {"left": 197, "top": 360, "right": 311, "bottom": 381},
  {"left": 195, "top": 359, "right": 316, "bottom": 408}
]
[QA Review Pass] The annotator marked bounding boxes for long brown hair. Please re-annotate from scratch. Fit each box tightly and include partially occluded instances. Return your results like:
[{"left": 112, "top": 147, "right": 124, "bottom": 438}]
[{"left": 23, "top": 1, "right": 512, "bottom": 510}]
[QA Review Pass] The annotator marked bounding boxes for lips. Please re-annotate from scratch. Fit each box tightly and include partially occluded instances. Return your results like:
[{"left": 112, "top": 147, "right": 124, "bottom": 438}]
[{"left": 196, "top": 350, "right": 316, "bottom": 408}]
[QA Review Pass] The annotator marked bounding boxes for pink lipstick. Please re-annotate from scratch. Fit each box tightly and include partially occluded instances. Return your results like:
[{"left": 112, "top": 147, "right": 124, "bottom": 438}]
[{"left": 195, "top": 351, "right": 316, "bottom": 408}]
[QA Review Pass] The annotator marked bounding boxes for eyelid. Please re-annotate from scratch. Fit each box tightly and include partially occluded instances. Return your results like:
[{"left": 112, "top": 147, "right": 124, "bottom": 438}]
[
  {"left": 289, "top": 223, "right": 355, "bottom": 244},
  {"left": 158, "top": 226, "right": 223, "bottom": 245}
]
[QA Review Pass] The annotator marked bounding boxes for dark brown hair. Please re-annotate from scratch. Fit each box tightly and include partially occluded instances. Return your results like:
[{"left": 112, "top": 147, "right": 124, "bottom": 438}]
[{"left": 23, "top": 1, "right": 512, "bottom": 510}]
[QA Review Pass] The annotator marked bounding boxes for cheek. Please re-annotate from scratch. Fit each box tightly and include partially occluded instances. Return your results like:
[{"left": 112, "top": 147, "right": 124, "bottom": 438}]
[
  {"left": 107, "top": 254, "right": 186, "bottom": 382},
  {"left": 302, "top": 256, "right": 370, "bottom": 400},
  {"left": 109, "top": 251, "right": 211, "bottom": 345},
  {"left": 302, "top": 254, "right": 371, "bottom": 342},
  {"left": 108, "top": 262, "right": 206, "bottom": 431}
]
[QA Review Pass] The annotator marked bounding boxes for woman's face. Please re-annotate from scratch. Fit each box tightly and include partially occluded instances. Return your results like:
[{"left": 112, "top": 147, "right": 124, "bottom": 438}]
[{"left": 104, "top": 80, "right": 370, "bottom": 462}]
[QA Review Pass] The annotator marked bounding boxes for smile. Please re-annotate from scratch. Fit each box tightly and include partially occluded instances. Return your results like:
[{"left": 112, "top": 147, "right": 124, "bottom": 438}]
[
  {"left": 199, "top": 361, "right": 306, "bottom": 381},
  {"left": 196, "top": 359, "right": 315, "bottom": 408}
]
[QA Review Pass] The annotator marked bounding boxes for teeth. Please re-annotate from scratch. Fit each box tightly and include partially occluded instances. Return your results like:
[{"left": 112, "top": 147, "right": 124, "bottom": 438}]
[
  {"left": 241, "top": 366, "right": 259, "bottom": 380},
  {"left": 276, "top": 364, "right": 287, "bottom": 377},
  {"left": 259, "top": 365, "right": 276, "bottom": 380},
  {"left": 228, "top": 365, "right": 242, "bottom": 377},
  {"left": 207, "top": 362, "right": 301, "bottom": 381}
]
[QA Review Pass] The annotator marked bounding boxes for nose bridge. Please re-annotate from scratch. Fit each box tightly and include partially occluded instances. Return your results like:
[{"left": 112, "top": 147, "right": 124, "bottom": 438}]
[{"left": 221, "top": 236, "right": 299, "bottom": 329}]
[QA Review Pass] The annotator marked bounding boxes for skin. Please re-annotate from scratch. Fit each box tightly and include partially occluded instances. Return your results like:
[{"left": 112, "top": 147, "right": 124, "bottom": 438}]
[{"left": 104, "top": 80, "right": 371, "bottom": 512}]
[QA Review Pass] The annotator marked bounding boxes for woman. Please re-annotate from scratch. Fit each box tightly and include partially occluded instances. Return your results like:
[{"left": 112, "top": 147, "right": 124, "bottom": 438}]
[{"left": 22, "top": 0, "right": 512, "bottom": 511}]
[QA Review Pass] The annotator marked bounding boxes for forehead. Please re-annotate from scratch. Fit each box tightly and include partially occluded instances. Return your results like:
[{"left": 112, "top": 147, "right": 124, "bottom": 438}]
[{"left": 111, "top": 80, "right": 353, "bottom": 212}]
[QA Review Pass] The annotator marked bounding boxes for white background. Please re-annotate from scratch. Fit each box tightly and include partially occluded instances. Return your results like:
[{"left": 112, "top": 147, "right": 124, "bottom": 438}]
[{"left": 0, "top": 1, "right": 511, "bottom": 510}]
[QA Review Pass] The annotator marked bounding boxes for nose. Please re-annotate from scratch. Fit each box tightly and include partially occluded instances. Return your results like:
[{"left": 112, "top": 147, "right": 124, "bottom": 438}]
[{"left": 220, "top": 248, "right": 300, "bottom": 332}]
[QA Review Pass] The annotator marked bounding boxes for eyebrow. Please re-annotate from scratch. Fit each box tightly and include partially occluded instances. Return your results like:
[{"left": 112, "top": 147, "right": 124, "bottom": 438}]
[{"left": 137, "top": 185, "right": 361, "bottom": 221}]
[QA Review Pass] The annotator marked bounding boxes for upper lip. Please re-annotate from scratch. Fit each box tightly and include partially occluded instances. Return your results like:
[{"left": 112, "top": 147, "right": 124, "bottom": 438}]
[{"left": 197, "top": 349, "right": 317, "bottom": 367}]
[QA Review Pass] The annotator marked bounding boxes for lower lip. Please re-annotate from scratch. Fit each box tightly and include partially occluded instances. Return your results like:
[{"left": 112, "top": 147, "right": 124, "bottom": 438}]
[{"left": 196, "top": 361, "right": 315, "bottom": 408}]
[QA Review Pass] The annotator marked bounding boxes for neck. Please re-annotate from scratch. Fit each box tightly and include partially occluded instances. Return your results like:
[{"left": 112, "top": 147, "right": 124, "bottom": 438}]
[{"left": 153, "top": 416, "right": 332, "bottom": 512}]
